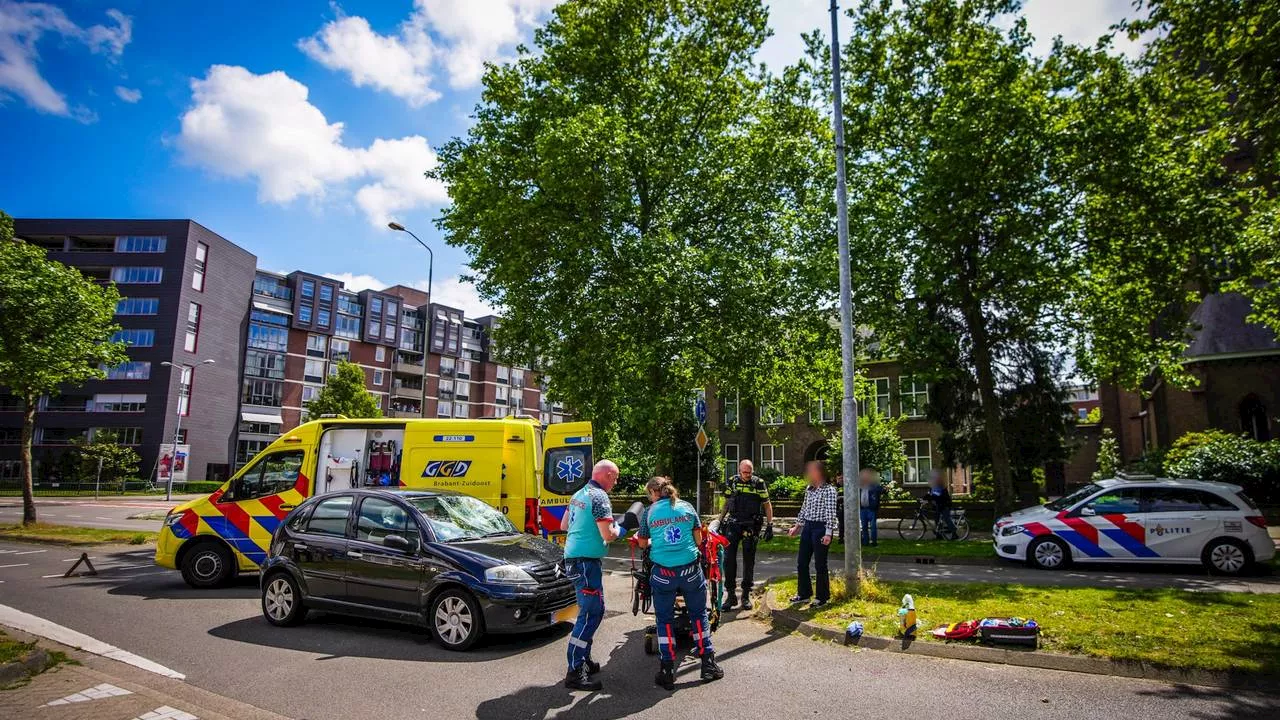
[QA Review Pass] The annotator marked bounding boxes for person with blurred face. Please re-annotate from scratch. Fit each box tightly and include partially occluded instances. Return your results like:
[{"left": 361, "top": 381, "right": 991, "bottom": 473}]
[
  {"left": 788, "top": 461, "right": 837, "bottom": 608},
  {"left": 859, "top": 467, "right": 884, "bottom": 546},
  {"left": 561, "top": 459, "right": 621, "bottom": 691}
]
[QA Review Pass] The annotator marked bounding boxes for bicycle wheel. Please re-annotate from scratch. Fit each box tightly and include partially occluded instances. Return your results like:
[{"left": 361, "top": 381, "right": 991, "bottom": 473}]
[
  {"left": 897, "top": 516, "right": 928, "bottom": 541},
  {"left": 952, "top": 515, "right": 970, "bottom": 541}
]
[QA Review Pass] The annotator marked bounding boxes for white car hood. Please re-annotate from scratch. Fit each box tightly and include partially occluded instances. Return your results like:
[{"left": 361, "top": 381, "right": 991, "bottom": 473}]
[{"left": 996, "top": 504, "right": 1056, "bottom": 528}]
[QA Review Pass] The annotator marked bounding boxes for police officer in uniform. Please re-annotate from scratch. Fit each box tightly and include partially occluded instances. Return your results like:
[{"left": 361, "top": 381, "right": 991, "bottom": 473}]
[{"left": 718, "top": 459, "right": 773, "bottom": 610}]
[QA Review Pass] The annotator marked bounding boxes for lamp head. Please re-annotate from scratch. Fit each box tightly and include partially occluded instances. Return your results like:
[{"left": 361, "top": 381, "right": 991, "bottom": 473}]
[{"left": 388, "top": 222, "right": 406, "bottom": 232}]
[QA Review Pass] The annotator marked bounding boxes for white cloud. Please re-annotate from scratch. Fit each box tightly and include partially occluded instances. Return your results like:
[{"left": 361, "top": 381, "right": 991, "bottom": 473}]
[
  {"left": 322, "top": 272, "right": 386, "bottom": 292},
  {"left": 415, "top": 275, "right": 497, "bottom": 316},
  {"left": 299, "top": 0, "right": 559, "bottom": 104},
  {"left": 0, "top": 3, "right": 131, "bottom": 118},
  {"left": 114, "top": 85, "right": 140, "bottom": 103},
  {"left": 176, "top": 65, "right": 449, "bottom": 226}
]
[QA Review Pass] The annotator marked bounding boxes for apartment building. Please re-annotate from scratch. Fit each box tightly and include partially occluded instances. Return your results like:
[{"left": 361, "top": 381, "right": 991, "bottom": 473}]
[
  {"left": 2, "top": 219, "right": 256, "bottom": 483},
  {"left": 709, "top": 358, "right": 968, "bottom": 493}
]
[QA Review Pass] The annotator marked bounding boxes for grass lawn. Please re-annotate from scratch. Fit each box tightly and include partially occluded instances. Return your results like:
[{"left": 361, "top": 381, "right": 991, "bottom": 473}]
[
  {"left": 0, "top": 523, "right": 155, "bottom": 546},
  {"left": 755, "top": 536, "right": 993, "bottom": 559},
  {"left": 0, "top": 631, "right": 73, "bottom": 685},
  {"left": 771, "top": 577, "right": 1280, "bottom": 674}
]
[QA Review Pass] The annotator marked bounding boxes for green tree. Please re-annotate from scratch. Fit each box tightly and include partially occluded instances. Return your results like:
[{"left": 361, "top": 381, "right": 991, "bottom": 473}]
[
  {"left": 825, "top": 372, "right": 905, "bottom": 479},
  {"left": 838, "top": 0, "right": 1080, "bottom": 512},
  {"left": 1093, "top": 427, "right": 1120, "bottom": 482},
  {"left": 433, "top": 0, "right": 837, "bottom": 465},
  {"left": 0, "top": 213, "right": 127, "bottom": 524},
  {"left": 305, "top": 360, "right": 382, "bottom": 419},
  {"left": 72, "top": 430, "right": 141, "bottom": 491}
]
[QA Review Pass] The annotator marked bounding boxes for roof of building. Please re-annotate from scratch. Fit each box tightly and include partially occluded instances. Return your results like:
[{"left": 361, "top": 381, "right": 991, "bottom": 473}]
[{"left": 1184, "top": 292, "right": 1280, "bottom": 359}]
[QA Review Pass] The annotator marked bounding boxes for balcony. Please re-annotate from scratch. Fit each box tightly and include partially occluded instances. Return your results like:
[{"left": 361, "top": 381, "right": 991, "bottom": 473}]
[
  {"left": 393, "top": 360, "right": 425, "bottom": 376},
  {"left": 389, "top": 408, "right": 421, "bottom": 419},
  {"left": 392, "top": 382, "right": 423, "bottom": 399}
]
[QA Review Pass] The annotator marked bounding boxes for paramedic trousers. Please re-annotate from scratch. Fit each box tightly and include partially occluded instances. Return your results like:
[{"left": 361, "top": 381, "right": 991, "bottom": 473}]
[
  {"left": 651, "top": 560, "right": 714, "bottom": 663},
  {"left": 566, "top": 558, "right": 604, "bottom": 672},
  {"left": 796, "top": 521, "right": 830, "bottom": 603},
  {"left": 722, "top": 521, "right": 757, "bottom": 596}
]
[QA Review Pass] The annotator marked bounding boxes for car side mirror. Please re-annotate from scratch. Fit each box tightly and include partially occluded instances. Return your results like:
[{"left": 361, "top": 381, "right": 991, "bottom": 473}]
[
  {"left": 384, "top": 534, "right": 417, "bottom": 553},
  {"left": 1079, "top": 506, "right": 1096, "bottom": 517}
]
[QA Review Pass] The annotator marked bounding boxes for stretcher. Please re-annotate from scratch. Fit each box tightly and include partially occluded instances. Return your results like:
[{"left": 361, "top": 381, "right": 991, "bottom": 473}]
[{"left": 627, "top": 509, "right": 729, "bottom": 655}]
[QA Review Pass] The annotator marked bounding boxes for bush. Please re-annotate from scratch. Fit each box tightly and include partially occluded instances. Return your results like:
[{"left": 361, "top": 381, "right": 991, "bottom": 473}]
[
  {"left": 882, "top": 480, "right": 915, "bottom": 502},
  {"left": 768, "top": 475, "right": 808, "bottom": 500},
  {"left": 1093, "top": 428, "right": 1120, "bottom": 481},
  {"left": 176, "top": 481, "right": 224, "bottom": 494},
  {"left": 1164, "top": 431, "right": 1280, "bottom": 504},
  {"left": 968, "top": 470, "right": 995, "bottom": 502}
]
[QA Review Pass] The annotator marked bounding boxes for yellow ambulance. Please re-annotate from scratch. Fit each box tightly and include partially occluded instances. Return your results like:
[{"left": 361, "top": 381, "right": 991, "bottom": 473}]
[{"left": 155, "top": 416, "right": 593, "bottom": 587}]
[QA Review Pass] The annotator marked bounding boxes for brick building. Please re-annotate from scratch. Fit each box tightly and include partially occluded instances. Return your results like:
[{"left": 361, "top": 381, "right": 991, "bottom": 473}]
[
  {"left": 1101, "top": 292, "right": 1279, "bottom": 463},
  {"left": 709, "top": 358, "right": 971, "bottom": 493},
  {"left": 2, "top": 219, "right": 256, "bottom": 483}
]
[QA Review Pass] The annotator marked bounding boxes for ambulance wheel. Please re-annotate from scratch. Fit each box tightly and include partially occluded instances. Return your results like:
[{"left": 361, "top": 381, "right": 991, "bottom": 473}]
[
  {"left": 1203, "top": 538, "right": 1252, "bottom": 576},
  {"left": 429, "top": 589, "right": 484, "bottom": 651},
  {"left": 262, "top": 572, "right": 308, "bottom": 627},
  {"left": 643, "top": 634, "right": 657, "bottom": 655},
  {"left": 180, "top": 540, "right": 234, "bottom": 588},
  {"left": 1027, "top": 536, "right": 1070, "bottom": 571}
]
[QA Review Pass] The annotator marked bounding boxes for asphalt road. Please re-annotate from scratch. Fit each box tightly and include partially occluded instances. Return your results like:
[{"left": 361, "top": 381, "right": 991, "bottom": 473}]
[{"left": 0, "top": 540, "right": 1276, "bottom": 720}]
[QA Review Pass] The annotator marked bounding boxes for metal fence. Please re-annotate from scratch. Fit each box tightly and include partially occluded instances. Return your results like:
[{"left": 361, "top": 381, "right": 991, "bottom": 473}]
[{"left": 0, "top": 479, "right": 223, "bottom": 497}]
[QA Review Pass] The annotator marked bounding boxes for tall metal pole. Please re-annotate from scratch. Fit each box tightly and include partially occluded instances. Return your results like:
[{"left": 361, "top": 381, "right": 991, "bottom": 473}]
[
  {"left": 830, "top": 0, "right": 863, "bottom": 592},
  {"left": 390, "top": 224, "right": 433, "bottom": 419}
]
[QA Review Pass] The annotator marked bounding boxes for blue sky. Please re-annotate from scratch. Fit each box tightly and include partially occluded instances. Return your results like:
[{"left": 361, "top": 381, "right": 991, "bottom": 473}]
[{"left": 0, "top": 0, "right": 1135, "bottom": 313}]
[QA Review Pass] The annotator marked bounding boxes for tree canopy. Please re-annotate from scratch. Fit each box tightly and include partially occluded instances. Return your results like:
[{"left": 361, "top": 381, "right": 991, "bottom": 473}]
[{"left": 305, "top": 360, "right": 383, "bottom": 420}]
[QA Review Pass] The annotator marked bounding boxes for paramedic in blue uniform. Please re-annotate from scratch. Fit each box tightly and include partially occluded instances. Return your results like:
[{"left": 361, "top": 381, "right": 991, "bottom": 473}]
[
  {"left": 560, "top": 459, "right": 621, "bottom": 691},
  {"left": 636, "top": 476, "right": 724, "bottom": 690}
]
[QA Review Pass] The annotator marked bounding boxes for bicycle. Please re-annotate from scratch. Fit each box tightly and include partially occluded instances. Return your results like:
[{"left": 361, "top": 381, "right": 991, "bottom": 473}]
[{"left": 896, "top": 498, "right": 971, "bottom": 541}]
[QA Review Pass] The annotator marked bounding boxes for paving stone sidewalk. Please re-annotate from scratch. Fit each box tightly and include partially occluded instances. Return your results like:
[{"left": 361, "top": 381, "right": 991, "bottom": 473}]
[{"left": 0, "top": 628, "right": 289, "bottom": 720}]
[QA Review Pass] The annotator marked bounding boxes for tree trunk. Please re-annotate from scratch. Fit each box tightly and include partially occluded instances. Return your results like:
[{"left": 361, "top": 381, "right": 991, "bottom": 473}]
[
  {"left": 962, "top": 304, "right": 1016, "bottom": 515},
  {"left": 21, "top": 395, "right": 37, "bottom": 525}
]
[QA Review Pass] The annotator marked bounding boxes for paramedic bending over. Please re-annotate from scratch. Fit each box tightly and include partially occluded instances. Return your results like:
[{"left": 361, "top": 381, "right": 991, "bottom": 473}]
[{"left": 636, "top": 476, "right": 724, "bottom": 691}]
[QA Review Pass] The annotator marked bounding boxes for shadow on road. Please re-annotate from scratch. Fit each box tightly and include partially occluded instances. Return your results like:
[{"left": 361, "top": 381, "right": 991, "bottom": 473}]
[
  {"left": 1134, "top": 683, "right": 1280, "bottom": 720},
  {"left": 208, "top": 611, "right": 571, "bottom": 663},
  {"left": 80, "top": 572, "right": 261, "bottom": 601}
]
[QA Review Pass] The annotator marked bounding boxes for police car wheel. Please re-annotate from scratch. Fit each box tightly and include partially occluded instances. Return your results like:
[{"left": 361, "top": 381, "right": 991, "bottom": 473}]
[
  {"left": 262, "top": 572, "right": 308, "bottom": 627},
  {"left": 429, "top": 589, "right": 484, "bottom": 651},
  {"left": 1027, "top": 536, "right": 1069, "bottom": 570},
  {"left": 180, "top": 541, "right": 234, "bottom": 589},
  {"left": 1202, "top": 538, "right": 1252, "bottom": 576}
]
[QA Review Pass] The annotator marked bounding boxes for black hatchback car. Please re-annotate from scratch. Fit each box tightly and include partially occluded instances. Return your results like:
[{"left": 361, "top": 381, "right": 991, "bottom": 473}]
[{"left": 259, "top": 489, "right": 577, "bottom": 650}]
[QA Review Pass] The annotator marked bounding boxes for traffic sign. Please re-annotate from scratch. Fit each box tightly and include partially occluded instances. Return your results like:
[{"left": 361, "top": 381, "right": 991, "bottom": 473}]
[
  {"left": 694, "top": 397, "right": 707, "bottom": 424},
  {"left": 694, "top": 427, "right": 709, "bottom": 453}
]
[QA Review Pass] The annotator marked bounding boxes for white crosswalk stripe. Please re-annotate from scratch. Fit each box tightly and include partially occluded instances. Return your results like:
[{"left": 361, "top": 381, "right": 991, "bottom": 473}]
[
  {"left": 41, "top": 682, "right": 133, "bottom": 706},
  {"left": 134, "top": 706, "right": 198, "bottom": 720}
]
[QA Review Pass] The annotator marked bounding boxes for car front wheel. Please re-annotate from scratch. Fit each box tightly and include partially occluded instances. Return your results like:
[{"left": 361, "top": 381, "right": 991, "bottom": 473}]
[
  {"left": 180, "top": 541, "right": 234, "bottom": 588},
  {"left": 262, "top": 573, "right": 308, "bottom": 627},
  {"left": 1027, "top": 536, "right": 1070, "bottom": 570},
  {"left": 1202, "top": 538, "right": 1252, "bottom": 576},
  {"left": 429, "top": 589, "right": 484, "bottom": 651}
]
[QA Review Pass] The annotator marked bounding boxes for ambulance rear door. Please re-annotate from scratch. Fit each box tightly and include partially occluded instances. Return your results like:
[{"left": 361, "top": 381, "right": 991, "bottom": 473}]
[{"left": 538, "top": 422, "right": 593, "bottom": 542}]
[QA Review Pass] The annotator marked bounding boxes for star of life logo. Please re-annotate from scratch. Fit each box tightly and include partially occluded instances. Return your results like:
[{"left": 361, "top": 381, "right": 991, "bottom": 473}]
[{"left": 663, "top": 525, "right": 683, "bottom": 544}]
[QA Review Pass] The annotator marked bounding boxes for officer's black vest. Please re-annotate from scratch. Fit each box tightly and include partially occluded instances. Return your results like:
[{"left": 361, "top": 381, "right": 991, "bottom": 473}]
[{"left": 724, "top": 475, "right": 768, "bottom": 521}]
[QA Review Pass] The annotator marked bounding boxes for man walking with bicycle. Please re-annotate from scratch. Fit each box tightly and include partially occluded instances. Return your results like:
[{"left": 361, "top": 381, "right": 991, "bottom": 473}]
[{"left": 927, "top": 470, "right": 957, "bottom": 540}]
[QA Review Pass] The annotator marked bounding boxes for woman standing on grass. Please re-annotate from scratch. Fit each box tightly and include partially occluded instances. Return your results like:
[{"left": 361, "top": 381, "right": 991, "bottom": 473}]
[{"left": 789, "top": 461, "right": 838, "bottom": 608}]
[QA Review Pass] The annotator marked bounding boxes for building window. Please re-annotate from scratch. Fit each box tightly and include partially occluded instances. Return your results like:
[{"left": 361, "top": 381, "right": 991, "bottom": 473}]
[
  {"left": 723, "top": 443, "right": 740, "bottom": 480},
  {"left": 306, "top": 334, "right": 327, "bottom": 357},
  {"left": 248, "top": 323, "right": 288, "bottom": 352},
  {"left": 367, "top": 321, "right": 381, "bottom": 340},
  {"left": 92, "top": 427, "right": 144, "bottom": 445},
  {"left": 1240, "top": 395, "right": 1271, "bottom": 442},
  {"left": 440, "top": 356, "right": 456, "bottom": 375},
  {"left": 304, "top": 359, "right": 326, "bottom": 383},
  {"left": 242, "top": 379, "right": 283, "bottom": 407},
  {"left": 496, "top": 366, "right": 510, "bottom": 384},
  {"left": 115, "top": 297, "right": 158, "bottom": 315},
  {"left": 44, "top": 394, "right": 90, "bottom": 411},
  {"left": 110, "top": 328, "right": 155, "bottom": 347},
  {"left": 512, "top": 368, "right": 525, "bottom": 388},
  {"left": 871, "top": 377, "right": 891, "bottom": 417},
  {"left": 0, "top": 459, "right": 20, "bottom": 477},
  {"left": 761, "top": 444, "right": 784, "bottom": 473},
  {"left": 722, "top": 391, "right": 739, "bottom": 427},
  {"left": 301, "top": 279, "right": 315, "bottom": 299},
  {"left": 302, "top": 385, "right": 320, "bottom": 403},
  {"left": 175, "top": 364, "right": 194, "bottom": 417},
  {"left": 103, "top": 361, "right": 151, "bottom": 380},
  {"left": 111, "top": 267, "right": 163, "bottom": 284},
  {"left": 438, "top": 401, "right": 453, "bottom": 417},
  {"left": 495, "top": 385, "right": 509, "bottom": 406},
  {"left": 239, "top": 421, "right": 280, "bottom": 435},
  {"left": 244, "top": 350, "right": 285, "bottom": 379},
  {"left": 335, "top": 315, "right": 361, "bottom": 339},
  {"left": 384, "top": 323, "right": 395, "bottom": 340},
  {"left": 903, "top": 438, "right": 932, "bottom": 484},
  {"left": 900, "top": 377, "right": 928, "bottom": 418},
  {"left": 331, "top": 338, "right": 350, "bottom": 362},
  {"left": 236, "top": 440, "right": 271, "bottom": 467},
  {"left": 761, "top": 405, "right": 784, "bottom": 426},
  {"left": 317, "top": 309, "right": 331, "bottom": 328},
  {"left": 375, "top": 346, "right": 386, "bottom": 362},
  {"left": 812, "top": 398, "right": 836, "bottom": 424},
  {"left": 93, "top": 393, "right": 146, "bottom": 413},
  {"left": 320, "top": 284, "right": 334, "bottom": 302},
  {"left": 114, "top": 235, "right": 167, "bottom": 253},
  {"left": 373, "top": 370, "right": 385, "bottom": 387},
  {"left": 192, "top": 242, "right": 207, "bottom": 291},
  {"left": 298, "top": 304, "right": 313, "bottom": 324},
  {"left": 371, "top": 297, "right": 383, "bottom": 314},
  {"left": 1077, "top": 408, "right": 1088, "bottom": 420},
  {"left": 184, "top": 302, "right": 201, "bottom": 352},
  {"left": 253, "top": 275, "right": 292, "bottom": 300},
  {"left": 456, "top": 359, "right": 470, "bottom": 379}
]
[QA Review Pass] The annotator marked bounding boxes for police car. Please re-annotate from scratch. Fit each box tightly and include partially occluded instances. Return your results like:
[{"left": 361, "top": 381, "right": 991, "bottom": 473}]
[{"left": 993, "top": 477, "right": 1274, "bottom": 575}]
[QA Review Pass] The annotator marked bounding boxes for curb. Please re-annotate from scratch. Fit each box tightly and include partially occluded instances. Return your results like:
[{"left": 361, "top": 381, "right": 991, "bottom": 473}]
[
  {"left": 760, "top": 588, "right": 1278, "bottom": 690},
  {"left": 0, "top": 647, "right": 50, "bottom": 687}
]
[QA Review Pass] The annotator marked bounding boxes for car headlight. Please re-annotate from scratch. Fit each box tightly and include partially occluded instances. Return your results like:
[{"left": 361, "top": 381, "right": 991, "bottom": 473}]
[
  {"left": 164, "top": 512, "right": 184, "bottom": 527},
  {"left": 1001, "top": 524, "right": 1026, "bottom": 537},
  {"left": 484, "top": 564, "right": 536, "bottom": 585}
]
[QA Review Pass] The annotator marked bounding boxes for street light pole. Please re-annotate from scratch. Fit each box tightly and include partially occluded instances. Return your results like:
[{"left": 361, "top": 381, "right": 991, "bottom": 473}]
[
  {"left": 830, "top": 0, "right": 863, "bottom": 593},
  {"left": 160, "top": 359, "right": 214, "bottom": 501},
  {"left": 388, "top": 222, "right": 434, "bottom": 419}
]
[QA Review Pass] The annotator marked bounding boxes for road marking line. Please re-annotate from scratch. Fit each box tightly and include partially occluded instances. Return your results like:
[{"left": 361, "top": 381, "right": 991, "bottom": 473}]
[
  {"left": 41, "top": 682, "right": 134, "bottom": 706},
  {"left": 15, "top": 549, "right": 48, "bottom": 555},
  {"left": 42, "top": 574, "right": 66, "bottom": 578},
  {"left": 64, "top": 557, "right": 99, "bottom": 562},
  {"left": 95, "top": 516, "right": 113, "bottom": 520},
  {"left": 134, "top": 705, "right": 198, "bottom": 720},
  {"left": 0, "top": 603, "right": 185, "bottom": 680},
  {"left": 0, "top": 550, "right": 16, "bottom": 554},
  {"left": 0, "top": 563, "right": 29, "bottom": 569},
  {"left": 66, "top": 514, "right": 82, "bottom": 518}
]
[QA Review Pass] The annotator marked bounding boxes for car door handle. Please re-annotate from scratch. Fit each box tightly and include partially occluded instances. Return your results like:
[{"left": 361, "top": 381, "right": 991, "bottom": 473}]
[
  {"left": 294, "top": 543, "right": 309, "bottom": 551},
  {"left": 279, "top": 504, "right": 295, "bottom": 511},
  {"left": 347, "top": 550, "right": 364, "bottom": 559}
]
